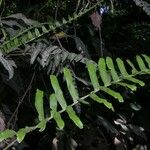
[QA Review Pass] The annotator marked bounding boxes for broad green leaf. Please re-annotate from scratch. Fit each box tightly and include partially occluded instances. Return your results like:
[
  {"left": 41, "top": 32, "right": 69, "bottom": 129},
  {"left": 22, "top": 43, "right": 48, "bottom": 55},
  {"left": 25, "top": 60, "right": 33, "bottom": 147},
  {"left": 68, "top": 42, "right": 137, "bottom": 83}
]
[
  {"left": 17, "top": 128, "right": 26, "bottom": 143},
  {"left": 126, "top": 59, "right": 138, "bottom": 74},
  {"left": 53, "top": 112, "right": 65, "bottom": 129},
  {"left": 66, "top": 106, "right": 83, "bottom": 129},
  {"left": 63, "top": 68, "right": 79, "bottom": 102},
  {"left": 136, "top": 55, "right": 147, "bottom": 71},
  {"left": 98, "top": 58, "right": 111, "bottom": 86},
  {"left": 35, "top": 89, "right": 45, "bottom": 121},
  {"left": 142, "top": 54, "right": 150, "bottom": 68},
  {"left": 87, "top": 62, "right": 100, "bottom": 91},
  {"left": 106, "top": 57, "right": 120, "bottom": 82},
  {"left": 0, "top": 129, "right": 16, "bottom": 142},
  {"left": 100, "top": 86, "right": 124, "bottom": 102},
  {"left": 116, "top": 58, "right": 129, "bottom": 77},
  {"left": 117, "top": 82, "right": 137, "bottom": 91},
  {"left": 126, "top": 77, "right": 145, "bottom": 86},
  {"left": 90, "top": 93, "right": 114, "bottom": 111},
  {"left": 50, "top": 75, "right": 67, "bottom": 110}
]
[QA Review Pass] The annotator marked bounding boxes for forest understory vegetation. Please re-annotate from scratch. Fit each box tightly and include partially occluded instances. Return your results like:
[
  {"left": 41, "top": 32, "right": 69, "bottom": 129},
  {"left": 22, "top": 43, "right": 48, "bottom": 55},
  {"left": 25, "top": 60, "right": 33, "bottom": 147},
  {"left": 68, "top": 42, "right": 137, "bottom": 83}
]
[{"left": 0, "top": 0, "right": 150, "bottom": 149}]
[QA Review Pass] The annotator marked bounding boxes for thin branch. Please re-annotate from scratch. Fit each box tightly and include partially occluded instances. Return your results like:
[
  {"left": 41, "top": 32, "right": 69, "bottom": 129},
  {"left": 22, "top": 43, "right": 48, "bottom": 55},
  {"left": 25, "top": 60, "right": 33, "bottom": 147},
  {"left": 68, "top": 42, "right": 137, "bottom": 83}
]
[{"left": 7, "top": 72, "right": 36, "bottom": 128}]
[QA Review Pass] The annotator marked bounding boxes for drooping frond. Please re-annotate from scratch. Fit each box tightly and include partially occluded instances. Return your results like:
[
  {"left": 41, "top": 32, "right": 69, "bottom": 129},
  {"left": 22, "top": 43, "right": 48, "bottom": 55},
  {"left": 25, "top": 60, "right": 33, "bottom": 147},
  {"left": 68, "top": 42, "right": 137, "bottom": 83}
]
[{"left": 1, "top": 54, "right": 150, "bottom": 143}]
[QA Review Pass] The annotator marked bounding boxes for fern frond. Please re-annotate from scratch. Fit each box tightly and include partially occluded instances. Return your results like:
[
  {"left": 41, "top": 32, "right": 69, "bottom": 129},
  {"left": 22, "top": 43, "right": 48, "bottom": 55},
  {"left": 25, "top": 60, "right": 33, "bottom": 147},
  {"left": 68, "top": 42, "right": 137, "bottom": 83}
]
[
  {"left": 1, "top": 54, "right": 150, "bottom": 143},
  {"left": 0, "top": 1, "right": 102, "bottom": 54}
]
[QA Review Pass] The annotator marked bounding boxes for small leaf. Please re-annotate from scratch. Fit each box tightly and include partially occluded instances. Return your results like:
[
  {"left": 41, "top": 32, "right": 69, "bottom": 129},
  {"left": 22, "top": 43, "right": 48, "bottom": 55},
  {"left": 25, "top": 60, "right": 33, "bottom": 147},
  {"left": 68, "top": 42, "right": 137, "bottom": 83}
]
[
  {"left": 16, "top": 128, "right": 26, "bottom": 143},
  {"left": 90, "top": 93, "right": 114, "bottom": 111},
  {"left": 35, "top": 28, "right": 40, "bottom": 37},
  {"left": 63, "top": 68, "right": 79, "bottom": 102},
  {"left": 126, "top": 77, "right": 145, "bottom": 86},
  {"left": 117, "top": 82, "right": 137, "bottom": 91},
  {"left": 62, "top": 18, "right": 67, "bottom": 24},
  {"left": 87, "top": 62, "right": 100, "bottom": 91},
  {"left": 0, "top": 129, "right": 16, "bottom": 142},
  {"left": 106, "top": 57, "right": 120, "bottom": 82},
  {"left": 116, "top": 58, "right": 129, "bottom": 77},
  {"left": 53, "top": 112, "right": 65, "bottom": 129},
  {"left": 142, "top": 54, "right": 150, "bottom": 68},
  {"left": 50, "top": 93, "right": 57, "bottom": 112},
  {"left": 98, "top": 58, "right": 111, "bottom": 86},
  {"left": 136, "top": 55, "right": 147, "bottom": 71},
  {"left": 42, "top": 25, "right": 48, "bottom": 33},
  {"left": 126, "top": 59, "right": 138, "bottom": 74},
  {"left": 50, "top": 75, "right": 67, "bottom": 110},
  {"left": 28, "top": 31, "right": 33, "bottom": 39},
  {"left": 100, "top": 86, "right": 124, "bottom": 102},
  {"left": 55, "top": 21, "right": 61, "bottom": 27},
  {"left": 66, "top": 106, "right": 83, "bottom": 129},
  {"left": 35, "top": 89, "right": 45, "bottom": 121}
]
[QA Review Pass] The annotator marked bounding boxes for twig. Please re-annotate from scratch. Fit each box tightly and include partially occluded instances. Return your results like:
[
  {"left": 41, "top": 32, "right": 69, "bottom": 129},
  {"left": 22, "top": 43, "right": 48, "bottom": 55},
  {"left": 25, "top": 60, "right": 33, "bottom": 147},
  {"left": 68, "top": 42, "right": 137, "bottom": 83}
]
[
  {"left": 3, "top": 139, "right": 17, "bottom": 150},
  {"left": 7, "top": 72, "right": 36, "bottom": 128}
]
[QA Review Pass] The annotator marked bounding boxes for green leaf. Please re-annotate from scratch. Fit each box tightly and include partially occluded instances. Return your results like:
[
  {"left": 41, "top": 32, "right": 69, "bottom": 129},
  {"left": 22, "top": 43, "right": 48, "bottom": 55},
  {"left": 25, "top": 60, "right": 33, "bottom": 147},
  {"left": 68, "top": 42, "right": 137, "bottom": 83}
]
[
  {"left": 16, "top": 128, "right": 26, "bottom": 143},
  {"left": 66, "top": 106, "right": 83, "bottom": 129},
  {"left": 0, "top": 129, "right": 16, "bottom": 142},
  {"left": 116, "top": 58, "right": 129, "bottom": 77},
  {"left": 50, "top": 75, "right": 67, "bottom": 110},
  {"left": 49, "top": 24, "right": 55, "bottom": 30},
  {"left": 14, "top": 38, "right": 19, "bottom": 46},
  {"left": 106, "top": 57, "right": 120, "bottom": 82},
  {"left": 63, "top": 68, "right": 79, "bottom": 102},
  {"left": 98, "top": 58, "right": 111, "bottom": 86},
  {"left": 53, "top": 112, "right": 65, "bottom": 129},
  {"left": 126, "top": 59, "right": 138, "bottom": 74},
  {"left": 35, "top": 89, "right": 45, "bottom": 121},
  {"left": 100, "top": 86, "right": 124, "bottom": 102},
  {"left": 42, "top": 25, "right": 48, "bottom": 33},
  {"left": 28, "top": 31, "right": 33, "bottom": 40},
  {"left": 62, "top": 18, "right": 67, "bottom": 24},
  {"left": 90, "top": 93, "right": 114, "bottom": 111},
  {"left": 126, "top": 77, "right": 145, "bottom": 86},
  {"left": 50, "top": 93, "right": 57, "bottom": 112},
  {"left": 87, "top": 62, "right": 100, "bottom": 91},
  {"left": 35, "top": 28, "right": 40, "bottom": 37},
  {"left": 117, "top": 82, "right": 137, "bottom": 91},
  {"left": 136, "top": 55, "right": 147, "bottom": 71},
  {"left": 55, "top": 21, "right": 61, "bottom": 27},
  {"left": 142, "top": 54, "right": 150, "bottom": 68}
]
